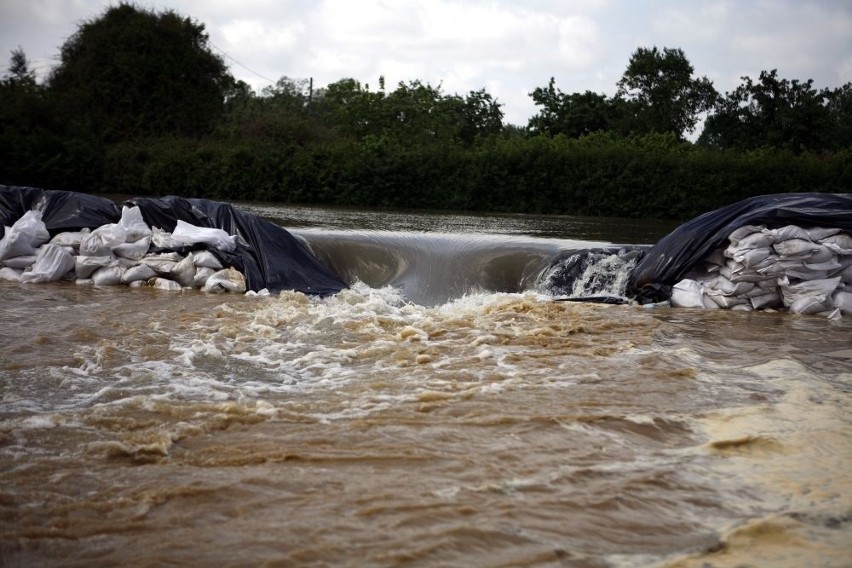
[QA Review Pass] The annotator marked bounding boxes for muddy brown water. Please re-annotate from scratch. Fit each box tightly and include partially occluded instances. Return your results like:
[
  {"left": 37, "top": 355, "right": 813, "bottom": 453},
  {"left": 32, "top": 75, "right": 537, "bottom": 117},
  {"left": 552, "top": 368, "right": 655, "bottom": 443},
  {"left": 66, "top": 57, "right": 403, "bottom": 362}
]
[{"left": 1, "top": 205, "right": 850, "bottom": 567}]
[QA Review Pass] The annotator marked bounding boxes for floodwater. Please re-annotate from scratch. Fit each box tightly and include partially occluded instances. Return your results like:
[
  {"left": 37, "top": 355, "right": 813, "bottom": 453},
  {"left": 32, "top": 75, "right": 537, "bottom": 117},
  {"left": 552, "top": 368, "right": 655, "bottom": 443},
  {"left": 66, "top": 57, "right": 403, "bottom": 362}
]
[{"left": 1, "top": 204, "right": 850, "bottom": 567}]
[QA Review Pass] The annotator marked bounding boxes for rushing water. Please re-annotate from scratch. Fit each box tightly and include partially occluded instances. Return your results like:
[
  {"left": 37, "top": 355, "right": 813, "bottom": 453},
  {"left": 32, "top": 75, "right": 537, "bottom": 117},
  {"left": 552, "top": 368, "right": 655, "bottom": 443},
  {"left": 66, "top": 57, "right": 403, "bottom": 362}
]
[{"left": 1, "top": 204, "right": 850, "bottom": 567}]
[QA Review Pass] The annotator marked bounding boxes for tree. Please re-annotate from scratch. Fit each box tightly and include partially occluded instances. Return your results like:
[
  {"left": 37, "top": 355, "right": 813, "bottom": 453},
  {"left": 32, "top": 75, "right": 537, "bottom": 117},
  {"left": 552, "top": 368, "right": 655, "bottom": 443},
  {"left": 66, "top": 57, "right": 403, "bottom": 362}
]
[
  {"left": 700, "top": 69, "right": 849, "bottom": 153},
  {"left": 47, "top": 3, "right": 234, "bottom": 141},
  {"left": 2, "top": 47, "right": 37, "bottom": 89},
  {"left": 616, "top": 47, "right": 717, "bottom": 139},
  {"left": 528, "top": 78, "right": 619, "bottom": 137},
  {"left": 0, "top": 48, "right": 65, "bottom": 187},
  {"left": 457, "top": 88, "right": 503, "bottom": 144}
]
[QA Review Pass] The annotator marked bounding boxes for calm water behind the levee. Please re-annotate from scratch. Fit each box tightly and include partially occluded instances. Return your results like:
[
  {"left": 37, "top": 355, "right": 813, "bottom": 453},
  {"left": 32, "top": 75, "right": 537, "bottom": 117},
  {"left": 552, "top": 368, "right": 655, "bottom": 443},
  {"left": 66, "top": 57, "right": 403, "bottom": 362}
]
[{"left": 1, "top": 203, "right": 850, "bottom": 567}]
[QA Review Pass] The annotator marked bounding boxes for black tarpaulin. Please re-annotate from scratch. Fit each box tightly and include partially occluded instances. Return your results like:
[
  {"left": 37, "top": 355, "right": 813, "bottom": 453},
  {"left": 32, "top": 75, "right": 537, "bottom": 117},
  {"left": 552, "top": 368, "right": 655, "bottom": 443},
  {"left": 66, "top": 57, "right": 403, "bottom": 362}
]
[
  {"left": 626, "top": 193, "right": 852, "bottom": 301},
  {"left": 0, "top": 185, "right": 121, "bottom": 234},
  {"left": 127, "top": 195, "right": 347, "bottom": 295}
]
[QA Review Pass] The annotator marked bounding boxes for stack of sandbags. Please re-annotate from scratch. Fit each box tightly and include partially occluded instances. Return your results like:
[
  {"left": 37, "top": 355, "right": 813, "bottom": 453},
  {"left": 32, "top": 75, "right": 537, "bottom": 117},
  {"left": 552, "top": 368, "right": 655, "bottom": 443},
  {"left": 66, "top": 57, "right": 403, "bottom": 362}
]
[
  {"left": 0, "top": 206, "right": 248, "bottom": 294},
  {"left": 670, "top": 225, "right": 851, "bottom": 319}
]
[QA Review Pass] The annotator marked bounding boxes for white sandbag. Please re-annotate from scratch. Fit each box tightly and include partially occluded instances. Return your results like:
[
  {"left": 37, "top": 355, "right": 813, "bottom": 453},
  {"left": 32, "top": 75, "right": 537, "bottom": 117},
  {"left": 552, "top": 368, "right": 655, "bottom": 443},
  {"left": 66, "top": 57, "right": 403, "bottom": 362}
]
[
  {"left": 75, "top": 278, "right": 93, "bottom": 286},
  {"left": 151, "top": 227, "right": 180, "bottom": 249},
  {"left": 190, "top": 250, "right": 223, "bottom": 269},
  {"left": 789, "top": 295, "right": 833, "bottom": 315},
  {"left": 75, "top": 255, "right": 114, "bottom": 279},
  {"left": 0, "top": 267, "right": 23, "bottom": 282},
  {"left": 0, "top": 210, "right": 50, "bottom": 260},
  {"left": 149, "top": 277, "right": 183, "bottom": 291},
  {"left": 803, "top": 245, "right": 835, "bottom": 264},
  {"left": 193, "top": 266, "right": 215, "bottom": 288},
  {"left": 49, "top": 228, "right": 90, "bottom": 248},
  {"left": 721, "top": 263, "right": 774, "bottom": 283},
  {"left": 128, "top": 280, "right": 147, "bottom": 288},
  {"left": 750, "top": 290, "right": 782, "bottom": 310},
  {"left": 731, "top": 303, "right": 753, "bottom": 311},
  {"left": 728, "top": 225, "right": 765, "bottom": 244},
  {"left": 807, "top": 227, "right": 841, "bottom": 241},
  {"left": 121, "top": 263, "right": 157, "bottom": 284},
  {"left": 819, "top": 233, "right": 852, "bottom": 255},
  {"left": 706, "top": 291, "right": 747, "bottom": 309},
  {"left": 117, "top": 206, "right": 152, "bottom": 242},
  {"left": 20, "top": 244, "right": 75, "bottom": 283},
  {"left": 91, "top": 265, "right": 125, "bottom": 286},
  {"left": 3, "top": 255, "right": 37, "bottom": 269},
  {"left": 731, "top": 247, "right": 772, "bottom": 269},
  {"left": 727, "top": 231, "right": 776, "bottom": 254},
  {"left": 170, "top": 256, "right": 196, "bottom": 288},
  {"left": 778, "top": 276, "right": 841, "bottom": 308},
  {"left": 769, "top": 225, "right": 811, "bottom": 241},
  {"left": 140, "top": 252, "right": 182, "bottom": 274},
  {"left": 708, "top": 275, "right": 754, "bottom": 296},
  {"left": 838, "top": 263, "right": 852, "bottom": 284},
  {"left": 202, "top": 267, "right": 246, "bottom": 293},
  {"left": 786, "top": 267, "right": 829, "bottom": 281},
  {"left": 670, "top": 279, "right": 706, "bottom": 308},
  {"left": 114, "top": 236, "right": 151, "bottom": 261},
  {"left": 832, "top": 290, "right": 852, "bottom": 315},
  {"left": 773, "top": 238, "right": 821, "bottom": 259},
  {"left": 172, "top": 220, "right": 237, "bottom": 252},
  {"left": 803, "top": 258, "right": 842, "bottom": 272},
  {"left": 79, "top": 224, "right": 127, "bottom": 256}
]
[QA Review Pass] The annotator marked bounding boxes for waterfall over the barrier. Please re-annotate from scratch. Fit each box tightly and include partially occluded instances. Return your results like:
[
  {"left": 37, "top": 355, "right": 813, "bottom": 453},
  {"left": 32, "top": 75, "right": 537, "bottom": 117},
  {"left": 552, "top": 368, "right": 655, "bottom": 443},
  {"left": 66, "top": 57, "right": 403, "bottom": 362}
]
[{"left": 535, "top": 247, "right": 646, "bottom": 301}]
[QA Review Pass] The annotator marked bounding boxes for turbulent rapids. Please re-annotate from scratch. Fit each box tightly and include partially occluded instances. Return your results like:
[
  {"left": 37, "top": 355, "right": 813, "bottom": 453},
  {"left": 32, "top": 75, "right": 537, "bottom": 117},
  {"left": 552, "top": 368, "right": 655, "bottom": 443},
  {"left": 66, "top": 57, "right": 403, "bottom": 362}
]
[{"left": 1, "top": 187, "right": 851, "bottom": 567}]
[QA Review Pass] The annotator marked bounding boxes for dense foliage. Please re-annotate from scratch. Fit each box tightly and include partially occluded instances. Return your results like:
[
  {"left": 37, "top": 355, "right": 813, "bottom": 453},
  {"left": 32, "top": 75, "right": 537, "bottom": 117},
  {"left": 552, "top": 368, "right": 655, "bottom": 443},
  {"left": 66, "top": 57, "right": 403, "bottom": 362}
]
[{"left": 1, "top": 4, "right": 850, "bottom": 221}]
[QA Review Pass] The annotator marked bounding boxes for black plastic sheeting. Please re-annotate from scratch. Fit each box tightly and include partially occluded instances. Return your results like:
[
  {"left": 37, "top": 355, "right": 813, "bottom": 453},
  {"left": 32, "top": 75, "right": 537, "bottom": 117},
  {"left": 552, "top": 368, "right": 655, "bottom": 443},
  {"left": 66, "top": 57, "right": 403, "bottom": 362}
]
[
  {"left": 0, "top": 185, "right": 122, "bottom": 234},
  {"left": 127, "top": 195, "right": 346, "bottom": 295},
  {"left": 0, "top": 186, "right": 347, "bottom": 296},
  {"left": 626, "top": 193, "right": 852, "bottom": 302}
]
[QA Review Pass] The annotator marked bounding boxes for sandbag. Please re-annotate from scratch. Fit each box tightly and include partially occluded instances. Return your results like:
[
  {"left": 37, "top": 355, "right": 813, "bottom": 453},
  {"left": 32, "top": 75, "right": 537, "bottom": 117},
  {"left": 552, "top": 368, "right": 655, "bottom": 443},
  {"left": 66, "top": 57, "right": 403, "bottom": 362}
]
[
  {"left": 172, "top": 220, "right": 237, "bottom": 252},
  {"left": 20, "top": 244, "right": 75, "bottom": 283},
  {"left": 75, "top": 255, "right": 114, "bottom": 279},
  {"left": 0, "top": 210, "right": 50, "bottom": 260},
  {"left": 628, "top": 193, "right": 852, "bottom": 301},
  {"left": 203, "top": 267, "right": 246, "bottom": 293},
  {"left": 170, "top": 256, "right": 196, "bottom": 288},
  {"left": 114, "top": 236, "right": 151, "bottom": 261},
  {"left": 121, "top": 263, "right": 157, "bottom": 284},
  {"left": 79, "top": 224, "right": 127, "bottom": 256},
  {"left": 149, "top": 277, "right": 183, "bottom": 291},
  {"left": 117, "top": 205, "right": 152, "bottom": 242},
  {"left": 91, "top": 265, "right": 125, "bottom": 286},
  {"left": 3, "top": 255, "right": 36, "bottom": 269},
  {"left": 128, "top": 194, "right": 346, "bottom": 295},
  {"left": 49, "top": 229, "right": 90, "bottom": 248},
  {"left": 2, "top": 187, "right": 347, "bottom": 296},
  {"left": 190, "top": 250, "right": 222, "bottom": 269},
  {"left": 194, "top": 266, "right": 216, "bottom": 288}
]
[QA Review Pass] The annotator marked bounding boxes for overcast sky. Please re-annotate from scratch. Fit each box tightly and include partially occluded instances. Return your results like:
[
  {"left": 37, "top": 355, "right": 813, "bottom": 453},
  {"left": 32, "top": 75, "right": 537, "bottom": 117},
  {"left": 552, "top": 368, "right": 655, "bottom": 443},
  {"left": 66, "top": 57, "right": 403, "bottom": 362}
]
[{"left": 1, "top": 0, "right": 850, "bottom": 126}]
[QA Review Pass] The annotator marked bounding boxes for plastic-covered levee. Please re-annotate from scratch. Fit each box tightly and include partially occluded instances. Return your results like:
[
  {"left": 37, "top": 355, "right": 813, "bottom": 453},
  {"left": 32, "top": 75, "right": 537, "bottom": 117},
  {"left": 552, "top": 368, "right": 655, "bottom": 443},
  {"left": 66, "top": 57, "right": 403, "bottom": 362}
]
[
  {"left": 626, "top": 193, "right": 852, "bottom": 302},
  {"left": 0, "top": 186, "right": 347, "bottom": 295}
]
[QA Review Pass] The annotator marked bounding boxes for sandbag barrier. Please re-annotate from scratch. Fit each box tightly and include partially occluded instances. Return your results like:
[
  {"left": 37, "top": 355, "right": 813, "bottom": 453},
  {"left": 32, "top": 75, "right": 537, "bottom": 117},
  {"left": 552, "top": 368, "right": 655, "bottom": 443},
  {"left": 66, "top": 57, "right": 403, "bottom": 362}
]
[
  {"left": 669, "top": 224, "right": 851, "bottom": 318},
  {"left": 0, "top": 205, "right": 250, "bottom": 293},
  {"left": 626, "top": 192, "right": 852, "bottom": 319},
  {"left": 0, "top": 186, "right": 348, "bottom": 296}
]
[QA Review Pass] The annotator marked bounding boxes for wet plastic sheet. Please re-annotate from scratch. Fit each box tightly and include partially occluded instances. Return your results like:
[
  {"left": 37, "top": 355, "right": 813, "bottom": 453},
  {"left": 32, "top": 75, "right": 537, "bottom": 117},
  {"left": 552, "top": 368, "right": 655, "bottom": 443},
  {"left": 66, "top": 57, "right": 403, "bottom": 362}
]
[
  {"left": 126, "top": 195, "right": 347, "bottom": 295},
  {"left": 0, "top": 186, "right": 347, "bottom": 295},
  {"left": 627, "top": 193, "right": 852, "bottom": 301},
  {"left": 0, "top": 186, "right": 121, "bottom": 235}
]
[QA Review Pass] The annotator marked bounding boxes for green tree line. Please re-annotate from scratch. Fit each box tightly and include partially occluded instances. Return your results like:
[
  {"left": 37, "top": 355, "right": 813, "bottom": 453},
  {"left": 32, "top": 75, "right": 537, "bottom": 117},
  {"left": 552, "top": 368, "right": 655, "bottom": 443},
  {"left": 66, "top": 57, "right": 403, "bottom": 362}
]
[{"left": 1, "top": 3, "right": 850, "bottom": 220}]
